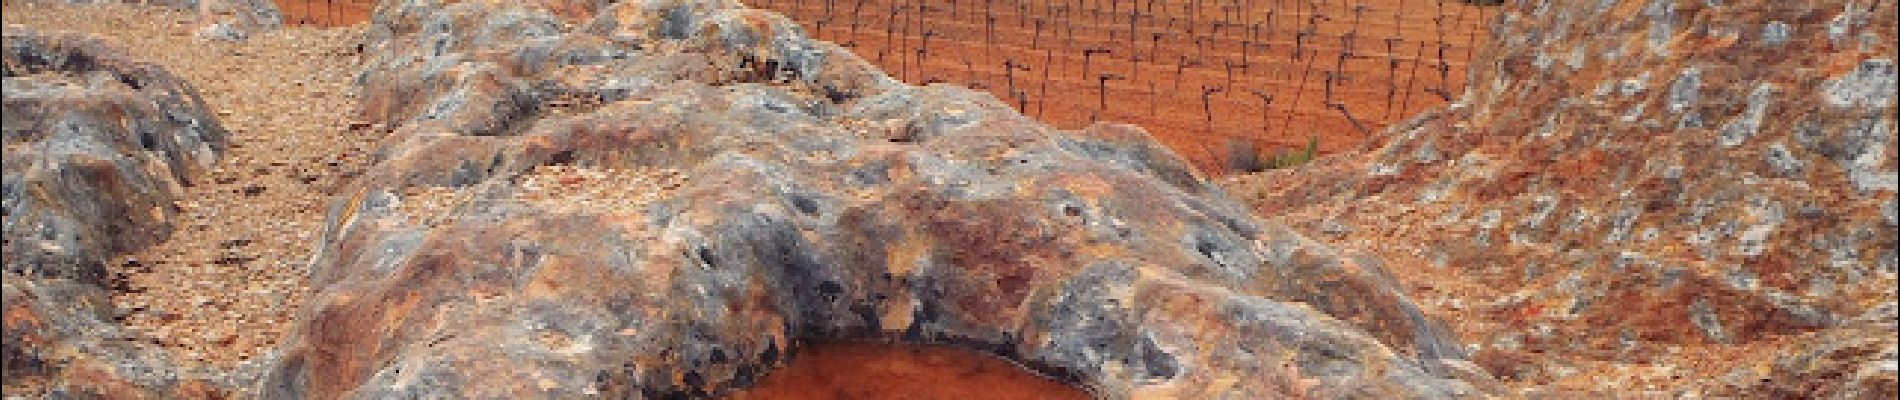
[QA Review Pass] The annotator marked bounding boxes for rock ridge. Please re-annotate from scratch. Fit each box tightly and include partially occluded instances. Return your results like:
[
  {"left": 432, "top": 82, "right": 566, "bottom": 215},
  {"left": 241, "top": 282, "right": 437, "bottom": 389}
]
[
  {"left": 3, "top": 27, "right": 235, "bottom": 397},
  {"left": 257, "top": 0, "right": 1488, "bottom": 398}
]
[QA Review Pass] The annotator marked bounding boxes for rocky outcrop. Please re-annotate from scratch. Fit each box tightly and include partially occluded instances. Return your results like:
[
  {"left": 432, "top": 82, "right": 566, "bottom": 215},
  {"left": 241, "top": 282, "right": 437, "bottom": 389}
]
[
  {"left": 258, "top": 0, "right": 1485, "bottom": 398},
  {"left": 1, "top": 279, "right": 233, "bottom": 398},
  {"left": 1227, "top": 0, "right": 1896, "bottom": 395},
  {"left": 2, "top": 28, "right": 230, "bottom": 397},
  {"left": 2, "top": 28, "right": 229, "bottom": 281}
]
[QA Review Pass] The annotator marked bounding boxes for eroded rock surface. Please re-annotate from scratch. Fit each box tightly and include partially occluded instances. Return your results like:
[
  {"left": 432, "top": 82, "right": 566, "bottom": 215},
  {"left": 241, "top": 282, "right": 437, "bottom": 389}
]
[
  {"left": 2, "top": 28, "right": 231, "bottom": 397},
  {"left": 1226, "top": 0, "right": 1897, "bottom": 396},
  {"left": 3, "top": 29, "right": 229, "bottom": 278},
  {"left": 259, "top": 0, "right": 1483, "bottom": 398}
]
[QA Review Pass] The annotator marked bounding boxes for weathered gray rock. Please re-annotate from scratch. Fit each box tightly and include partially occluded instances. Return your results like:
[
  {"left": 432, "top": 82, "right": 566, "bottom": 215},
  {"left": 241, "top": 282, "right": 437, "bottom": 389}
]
[
  {"left": 2, "top": 28, "right": 227, "bottom": 288},
  {"left": 259, "top": 0, "right": 1484, "bottom": 398},
  {"left": 1, "top": 28, "right": 231, "bottom": 398}
]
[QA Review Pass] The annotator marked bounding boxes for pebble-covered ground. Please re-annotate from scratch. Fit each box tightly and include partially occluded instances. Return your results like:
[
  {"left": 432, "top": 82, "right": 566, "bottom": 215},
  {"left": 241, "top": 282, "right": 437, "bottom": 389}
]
[{"left": 5, "top": 3, "right": 376, "bottom": 369}]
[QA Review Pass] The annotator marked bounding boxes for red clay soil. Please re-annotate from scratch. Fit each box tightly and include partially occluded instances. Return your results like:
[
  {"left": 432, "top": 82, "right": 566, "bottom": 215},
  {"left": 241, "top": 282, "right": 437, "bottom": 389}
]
[
  {"left": 277, "top": 1, "right": 1492, "bottom": 174},
  {"left": 758, "top": 0, "right": 1494, "bottom": 174},
  {"left": 729, "top": 342, "right": 1094, "bottom": 400}
]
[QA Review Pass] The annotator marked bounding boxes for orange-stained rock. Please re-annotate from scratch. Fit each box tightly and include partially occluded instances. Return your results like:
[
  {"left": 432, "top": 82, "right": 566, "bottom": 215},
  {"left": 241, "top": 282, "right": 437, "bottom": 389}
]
[
  {"left": 3, "top": 29, "right": 229, "bottom": 281},
  {"left": 1226, "top": 0, "right": 1896, "bottom": 395},
  {"left": 2, "top": 29, "right": 234, "bottom": 397},
  {"left": 258, "top": 0, "right": 1485, "bottom": 398},
  {"left": 1, "top": 280, "right": 235, "bottom": 398}
]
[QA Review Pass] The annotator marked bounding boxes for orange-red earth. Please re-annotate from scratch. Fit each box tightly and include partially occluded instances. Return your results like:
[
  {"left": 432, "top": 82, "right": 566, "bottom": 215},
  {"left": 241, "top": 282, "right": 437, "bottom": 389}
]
[{"left": 729, "top": 341, "right": 1093, "bottom": 400}]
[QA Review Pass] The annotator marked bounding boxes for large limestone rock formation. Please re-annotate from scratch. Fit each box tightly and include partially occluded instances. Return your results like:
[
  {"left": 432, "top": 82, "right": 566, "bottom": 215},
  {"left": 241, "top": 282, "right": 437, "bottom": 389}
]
[
  {"left": 257, "top": 0, "right": 1485, "bottom": 398},
  {"left": 2, "top": 28, "right": 231, "bottom": 397},
  {"left": 1228, "top": 0, "right": 1896, "bottom": 396}
]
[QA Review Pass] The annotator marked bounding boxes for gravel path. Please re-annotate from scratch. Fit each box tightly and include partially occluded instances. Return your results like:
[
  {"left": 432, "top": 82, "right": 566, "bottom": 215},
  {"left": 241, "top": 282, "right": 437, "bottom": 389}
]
[{"left": 5, "top": 3, "right": 376, "bottom": 369}]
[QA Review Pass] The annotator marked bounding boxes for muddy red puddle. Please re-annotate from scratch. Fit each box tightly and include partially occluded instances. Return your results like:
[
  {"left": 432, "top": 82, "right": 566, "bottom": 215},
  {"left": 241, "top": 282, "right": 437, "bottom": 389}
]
[{"left": 730, "top": 342, "right": 1094, "bottom": 400}]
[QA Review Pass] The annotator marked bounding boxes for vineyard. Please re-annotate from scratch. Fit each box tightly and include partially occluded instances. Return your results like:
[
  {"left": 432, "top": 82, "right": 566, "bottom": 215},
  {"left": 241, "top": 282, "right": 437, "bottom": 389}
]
[
  {"left": 760, "top": 0, "right": 1494, "bottom": 172},
  {"left": 276, "top": 0, "right": 372, "bottom": 26},
  {"left": 275, "top": 0, "right": 1496, "bottom": 173}
]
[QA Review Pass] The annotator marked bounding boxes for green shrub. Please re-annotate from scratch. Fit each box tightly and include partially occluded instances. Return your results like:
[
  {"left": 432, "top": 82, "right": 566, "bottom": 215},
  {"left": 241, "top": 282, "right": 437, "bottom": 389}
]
[
  {"left": 1227, "top": 136, "right": 1321, "bottom": 173},
  {"left": 1227, "top": 138, "right": 1269, "bottom": 173}
]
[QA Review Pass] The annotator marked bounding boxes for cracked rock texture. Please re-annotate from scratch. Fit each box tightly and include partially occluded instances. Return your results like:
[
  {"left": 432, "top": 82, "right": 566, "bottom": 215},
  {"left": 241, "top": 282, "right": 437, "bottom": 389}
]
[
  {"left": 2, "top": 28, "right": 233, "bottom": 397},
  {"left": 1226, "top": 0, "right": 1897, "bottom": 397},
  {"left": 255, "top": 0, "right": 1484, "bottom": 398}
]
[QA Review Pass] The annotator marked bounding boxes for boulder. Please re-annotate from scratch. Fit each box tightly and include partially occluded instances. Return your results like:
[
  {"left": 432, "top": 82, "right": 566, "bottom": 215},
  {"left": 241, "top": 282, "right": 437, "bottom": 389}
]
[
  {"left": 259, "top": 0, "right": 1484, "bottom": 398},
  {"left": 1, "top": 28, "right": 231, "bottom": 397},
  {"left": 2, "top": 27, "right": 228, "bottom": 293}
]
